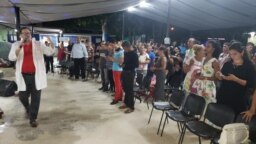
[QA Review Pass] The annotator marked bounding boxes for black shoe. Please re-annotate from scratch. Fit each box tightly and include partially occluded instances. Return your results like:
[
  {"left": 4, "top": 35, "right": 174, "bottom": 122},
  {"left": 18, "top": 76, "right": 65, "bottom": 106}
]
[
  {"left": 82, "top": 79, "right": 87, "bottom": 82},
  {"left": 124, "top": 108, "right": 134, "bottom": 114},
  {"left": 110, "top": 100, "right": 119, "bottom": 105},
  {"left": 99, "top": 87, "right": 103, "bottom": 90},
  {"left": 30, "top": 120, "right": 38, "bottom": 128}
]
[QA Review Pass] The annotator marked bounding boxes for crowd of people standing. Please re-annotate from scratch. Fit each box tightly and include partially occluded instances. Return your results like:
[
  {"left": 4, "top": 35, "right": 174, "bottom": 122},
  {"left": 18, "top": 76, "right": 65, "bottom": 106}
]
[
  {"left": 2, "top": 27, "right": 256, "bottom": 139},
  {"left": 55, "top": 37, "right": 256, "bottom": 118}
]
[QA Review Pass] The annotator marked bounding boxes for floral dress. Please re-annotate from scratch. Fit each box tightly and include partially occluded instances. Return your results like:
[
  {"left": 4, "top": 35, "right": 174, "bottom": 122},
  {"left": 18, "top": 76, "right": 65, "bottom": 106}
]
[
  {"left": 191, "top": 58, "right": 217, "bottom": 103},
  {"left": 183, "top": 57, "right": 203, "bottom": 93}
]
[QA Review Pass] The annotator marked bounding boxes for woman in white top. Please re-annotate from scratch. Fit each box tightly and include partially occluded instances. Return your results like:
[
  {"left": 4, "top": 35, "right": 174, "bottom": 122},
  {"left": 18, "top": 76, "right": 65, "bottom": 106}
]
[
  {"left": 183, "top": 44, "right": 205, "bottom": 93},
  {"left": 192, "top": 40, "right": 221, "bottom": 103}
]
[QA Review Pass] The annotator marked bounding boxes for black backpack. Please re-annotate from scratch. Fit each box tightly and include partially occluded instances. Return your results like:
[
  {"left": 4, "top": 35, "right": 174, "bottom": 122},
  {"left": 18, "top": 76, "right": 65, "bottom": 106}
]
[{"left": 0, "top": 79, "right": 17, "bottom": 97}]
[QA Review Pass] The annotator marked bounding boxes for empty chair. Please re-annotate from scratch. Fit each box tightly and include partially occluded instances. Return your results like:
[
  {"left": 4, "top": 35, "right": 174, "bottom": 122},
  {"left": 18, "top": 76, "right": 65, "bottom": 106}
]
[
  {"left": 148, "top": 89, "right": 185, "bottom": 135},
  {"left": 184, "top": 103, "right": 235, "bottom": 144},
  {"left": 161, "top": 94, "right": 206, "bottom": 141}
]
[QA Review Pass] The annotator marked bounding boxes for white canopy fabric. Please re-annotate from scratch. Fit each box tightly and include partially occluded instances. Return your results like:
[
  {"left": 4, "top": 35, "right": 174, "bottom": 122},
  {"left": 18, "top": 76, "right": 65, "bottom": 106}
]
[
  {"left": 0, "top": 0, "right": 256, "bottom": 31},
  {"left": 0, "top": 0, "right": 140, "bottom": 25},
  {"left": 130, "top": 0, "right": 256, "bottom": 31}
]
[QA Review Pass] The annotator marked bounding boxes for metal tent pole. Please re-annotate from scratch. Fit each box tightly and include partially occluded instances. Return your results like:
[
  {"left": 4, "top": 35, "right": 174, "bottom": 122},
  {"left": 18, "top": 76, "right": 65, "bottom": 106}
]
[
  {"left": 122, "top": 12, "right": 125, "bottom": 41},
  {"left": 14, "top": 6, "right": 21, "bottom": 41},
  {"left": 166, "top": 0, "right": 171, "bottom": 37}
]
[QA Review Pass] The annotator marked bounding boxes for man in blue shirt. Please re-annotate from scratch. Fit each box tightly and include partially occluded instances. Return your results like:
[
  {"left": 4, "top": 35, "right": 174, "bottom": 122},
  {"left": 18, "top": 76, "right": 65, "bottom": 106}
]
[{"left": 70, "top": 37, "right": 88, "bottom": 81}]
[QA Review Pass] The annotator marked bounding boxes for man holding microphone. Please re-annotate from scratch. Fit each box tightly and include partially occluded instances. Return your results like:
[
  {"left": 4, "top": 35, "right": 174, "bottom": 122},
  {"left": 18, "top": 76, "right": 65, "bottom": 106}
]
[{"left": 9, "top": 27, "right": 54, "bottom": 127}]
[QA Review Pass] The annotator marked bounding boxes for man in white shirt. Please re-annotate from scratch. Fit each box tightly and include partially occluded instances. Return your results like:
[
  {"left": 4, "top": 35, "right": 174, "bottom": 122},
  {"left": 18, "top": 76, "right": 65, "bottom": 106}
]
[
  {"left": 8, "top": 27, "right": 54, "bottom": 127},
  {"left": 70, "top": 37, "right": 88, "bottom": 81},
  {"left": 183, "top": 38, "right": 197, "bottom": 73},
  {"left": 218, "top": 42, "right": 230, "bottom": 69},
  {"left": 137, "top": 46, "right": 150, "bottom": 87}
]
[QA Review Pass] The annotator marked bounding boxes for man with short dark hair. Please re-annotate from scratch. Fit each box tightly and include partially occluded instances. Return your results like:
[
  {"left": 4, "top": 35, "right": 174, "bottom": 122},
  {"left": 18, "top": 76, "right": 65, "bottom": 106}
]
[
  {"left": 98, "top": 42, "right": 109, "bottom": 91},
  {"left": 8, "top": 27, "right": 54, "bottom": 127},
  {"left": 119, "top": 41, "right": 138, "bottom": 113}
]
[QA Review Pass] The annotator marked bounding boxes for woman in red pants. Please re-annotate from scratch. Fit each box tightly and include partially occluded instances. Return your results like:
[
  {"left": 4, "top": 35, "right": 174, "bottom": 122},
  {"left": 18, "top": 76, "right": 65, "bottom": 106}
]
[{"left": 109, "top": 43, "right": 124, "bottom": 105}]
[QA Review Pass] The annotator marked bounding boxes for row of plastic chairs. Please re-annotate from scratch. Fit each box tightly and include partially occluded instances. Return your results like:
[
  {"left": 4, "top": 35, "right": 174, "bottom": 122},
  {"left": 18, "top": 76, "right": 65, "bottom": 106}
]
[{"left": 148, "top": 90, "right": 236, "bottom": 144}]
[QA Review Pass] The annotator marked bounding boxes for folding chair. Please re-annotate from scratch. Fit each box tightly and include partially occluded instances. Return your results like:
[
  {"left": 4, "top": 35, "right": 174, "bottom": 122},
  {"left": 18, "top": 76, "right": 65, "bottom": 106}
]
[
  {"left": 184, "top": 103, "right": 235, "bottom": 144},
  {"left": 148, "top": 89, "right": 185, "bottom": 135}
]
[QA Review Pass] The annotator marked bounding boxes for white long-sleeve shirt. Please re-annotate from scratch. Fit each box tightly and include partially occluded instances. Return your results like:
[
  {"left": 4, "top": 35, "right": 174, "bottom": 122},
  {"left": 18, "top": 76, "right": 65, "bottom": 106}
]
[
  {"left": 71, "top": 43, "right": 88, "bottom": 59},
  {"left": 8, "top": 38, "right": 55, "bottom": 91}
]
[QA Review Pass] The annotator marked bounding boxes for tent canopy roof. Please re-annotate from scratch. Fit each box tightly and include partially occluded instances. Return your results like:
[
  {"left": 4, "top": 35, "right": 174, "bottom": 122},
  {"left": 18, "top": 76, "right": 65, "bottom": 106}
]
[{"left": 1, "top": 0, "right": 256, "bottom": 31}]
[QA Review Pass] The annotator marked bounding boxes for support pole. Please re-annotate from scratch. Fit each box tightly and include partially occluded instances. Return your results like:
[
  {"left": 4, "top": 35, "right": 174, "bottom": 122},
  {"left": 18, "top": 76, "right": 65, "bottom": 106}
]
[
  {"left": 14, "top": 6, "right": 21, "bottom": 41},
  {"left": 122, "top": 12, "right": 125, "bottom": 40},
  {"left": 166, "top": 0, "right": 171, "bottom": 37},
  {"left": 31, "top": 25, "right": 34, "bottom": 36}
]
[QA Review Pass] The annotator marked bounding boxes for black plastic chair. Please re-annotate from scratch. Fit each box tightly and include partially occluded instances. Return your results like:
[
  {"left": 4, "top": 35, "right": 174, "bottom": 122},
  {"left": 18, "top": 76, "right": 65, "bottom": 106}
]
[
  {"left": 133, "top": 86, "right": 143, "bottom": 103},
  {"left": 184, "top": 103, "right": 235, "bottom": 144},
  {"left": 148, "top": 89, "right": 185, "bottom": 135},
  {"left": 161, "top": 94, "right": 206, "bottom": 141}
]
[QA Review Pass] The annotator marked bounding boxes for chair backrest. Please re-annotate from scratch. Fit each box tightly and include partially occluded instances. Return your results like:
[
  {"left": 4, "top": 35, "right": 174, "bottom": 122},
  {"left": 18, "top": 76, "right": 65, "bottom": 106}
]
[
  {"left": 169, "top": 89, "right": 185, "bottom": 108},
  {"left": 205, "top": 103, "right": 235, "bottom": 128},
  {"left": 182, "top": 94, "right": 206, "bottom": 117}
]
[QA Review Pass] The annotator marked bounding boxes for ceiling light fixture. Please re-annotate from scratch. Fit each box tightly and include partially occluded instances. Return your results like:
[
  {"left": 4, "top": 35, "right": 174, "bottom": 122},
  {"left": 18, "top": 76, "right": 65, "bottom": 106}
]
[
  {"left": 139, "top": 1, "right": 148, "bottom": 7},
  {"left": 128, "top": 6, "right": 136, "bottom": 12}
]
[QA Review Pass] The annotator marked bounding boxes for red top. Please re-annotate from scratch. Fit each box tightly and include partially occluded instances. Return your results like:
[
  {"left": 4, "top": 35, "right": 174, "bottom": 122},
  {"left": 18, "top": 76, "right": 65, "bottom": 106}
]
[
  {"left": 57, "top": 47, "right": 66, "bottom": 61},
  {"left": 22, "top": 41, "right": 36, "bottom": 74}
]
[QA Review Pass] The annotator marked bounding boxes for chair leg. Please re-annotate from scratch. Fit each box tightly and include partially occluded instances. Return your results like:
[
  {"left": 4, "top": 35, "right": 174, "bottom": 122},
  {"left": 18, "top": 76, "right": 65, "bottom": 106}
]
[
  {"left": 177, "top": 122, "right": 181, "bottom": 133},
  {"left": 198, "top": 136, "right": 201, "bottom": 144},
  {"left": 178, "top": 123, "right": 186, "bottom": 144},
  {"left": 161, "top": 115, "right": 168, "bottom": 136},
  {"left": 147, "top": 101, "right": 149, "bottom": 109},
  {"left": 157, "top": 111, "right": 165, "bottom": 135},
  {"left": 148, "top": 106, "right": 154, "bottom": 124}
]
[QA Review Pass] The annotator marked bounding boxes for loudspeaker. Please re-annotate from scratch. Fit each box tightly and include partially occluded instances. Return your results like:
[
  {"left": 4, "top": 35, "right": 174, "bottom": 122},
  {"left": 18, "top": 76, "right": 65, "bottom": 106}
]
[{"left": 0, "top": 79, "right": 17, "bottom": 97}]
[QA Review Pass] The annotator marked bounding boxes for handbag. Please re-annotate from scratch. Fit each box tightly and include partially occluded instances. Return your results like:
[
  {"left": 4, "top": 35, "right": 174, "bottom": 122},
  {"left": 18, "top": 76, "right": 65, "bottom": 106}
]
[{"left": 219, "top": 123, "right": 249, "bottom": 144}]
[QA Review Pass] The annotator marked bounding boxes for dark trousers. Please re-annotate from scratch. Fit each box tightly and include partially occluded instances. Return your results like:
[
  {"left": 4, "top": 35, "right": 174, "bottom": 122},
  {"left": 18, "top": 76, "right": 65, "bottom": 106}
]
[
  {"left": 107, "top": 69, "right": 115, "bottom": 91},
  {"left": 74, "top": 58, "right": 86, "bottom": 79},
  {"left": 19, "top": 74, "right": 41, "bottom": 121},
  {"left": 142, "top": 70, "right": 154, "bottom": 89},
  {"left": 45, "top": 55, "right": 54, "bottom": 73},
  {"left": 100, "top": 67, "right": 108, "bottom": 89},
  {"left": 122, "top": 71, "right": 135, "bottom": 109}
]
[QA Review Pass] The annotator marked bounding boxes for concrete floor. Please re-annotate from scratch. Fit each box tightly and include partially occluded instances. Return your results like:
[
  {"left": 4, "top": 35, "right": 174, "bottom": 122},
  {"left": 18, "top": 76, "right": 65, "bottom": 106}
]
[{"left": 0, "top": 68, "right": 209, "bottom": 144}]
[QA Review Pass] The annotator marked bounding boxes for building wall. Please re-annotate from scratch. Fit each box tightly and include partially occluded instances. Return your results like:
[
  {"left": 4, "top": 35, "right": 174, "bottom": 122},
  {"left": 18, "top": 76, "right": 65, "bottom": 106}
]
[{"left": 0, "top": 25, "right": 9, "bottom": 42}]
